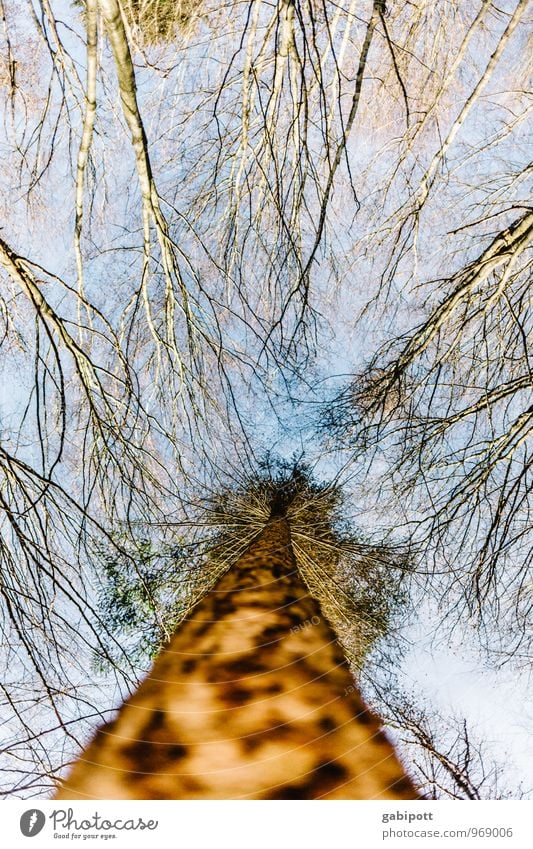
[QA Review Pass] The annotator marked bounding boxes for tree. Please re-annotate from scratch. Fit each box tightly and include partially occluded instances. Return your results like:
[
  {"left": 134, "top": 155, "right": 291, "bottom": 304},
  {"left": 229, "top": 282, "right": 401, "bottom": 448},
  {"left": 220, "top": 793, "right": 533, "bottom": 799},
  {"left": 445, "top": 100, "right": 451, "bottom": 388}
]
[
  {"left": 55, "top": 469, "right": 416, "bottom": 799},
  {"left": 315, "top": 1, "right": 531, "bottom": 660},
  {"left": 323, "top": 206, "right": 532, "bottom": 658},
  {"left": 368, "top": 683, "right": 523, "bottom": 800}
]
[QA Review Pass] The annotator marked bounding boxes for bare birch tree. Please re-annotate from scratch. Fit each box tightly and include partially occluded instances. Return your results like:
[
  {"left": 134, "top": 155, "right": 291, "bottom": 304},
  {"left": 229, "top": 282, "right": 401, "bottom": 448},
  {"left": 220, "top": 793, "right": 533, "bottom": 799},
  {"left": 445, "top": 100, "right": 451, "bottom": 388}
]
[{"left": 319, "top": 0, "right": 531, "bottom": 660}]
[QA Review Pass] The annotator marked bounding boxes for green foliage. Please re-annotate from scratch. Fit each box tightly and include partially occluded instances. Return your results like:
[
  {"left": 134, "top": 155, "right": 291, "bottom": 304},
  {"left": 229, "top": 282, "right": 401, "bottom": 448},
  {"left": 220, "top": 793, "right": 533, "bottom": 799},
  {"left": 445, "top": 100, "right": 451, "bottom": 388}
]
[
  {"left": 93, "top": 535, "right": 193, "bottom": 671},
  {"left": 92, "top": 517, "right": 253, "bottom": 671}
]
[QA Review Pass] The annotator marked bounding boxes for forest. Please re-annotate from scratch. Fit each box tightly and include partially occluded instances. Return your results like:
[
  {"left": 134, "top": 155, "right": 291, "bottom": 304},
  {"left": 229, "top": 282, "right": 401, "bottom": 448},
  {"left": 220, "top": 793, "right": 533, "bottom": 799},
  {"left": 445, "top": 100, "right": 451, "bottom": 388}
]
[{"left": 0, "top": 0, "right": 531, "bottom": 799}]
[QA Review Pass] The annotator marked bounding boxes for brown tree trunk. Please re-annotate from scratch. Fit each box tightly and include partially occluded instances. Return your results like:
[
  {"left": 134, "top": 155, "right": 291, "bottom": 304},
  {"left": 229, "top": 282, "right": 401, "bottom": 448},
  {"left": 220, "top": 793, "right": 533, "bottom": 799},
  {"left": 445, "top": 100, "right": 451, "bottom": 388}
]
[{"left": 55, "top": 517, "right": 417, "bottom": 799}]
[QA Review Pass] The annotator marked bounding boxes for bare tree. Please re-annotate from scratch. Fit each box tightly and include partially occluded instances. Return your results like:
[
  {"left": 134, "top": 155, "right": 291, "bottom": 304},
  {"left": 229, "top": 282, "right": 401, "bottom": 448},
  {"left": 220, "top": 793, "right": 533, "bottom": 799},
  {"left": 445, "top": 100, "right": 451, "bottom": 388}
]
[
  {"left": 367, "top": 683, "right": 524, "bottom": 800},
  {"left": 317, "top": 1, "right": 531, "bottom": 659},
  {"left": 324, "top": 205, "right": 532, "bottom": 657}
]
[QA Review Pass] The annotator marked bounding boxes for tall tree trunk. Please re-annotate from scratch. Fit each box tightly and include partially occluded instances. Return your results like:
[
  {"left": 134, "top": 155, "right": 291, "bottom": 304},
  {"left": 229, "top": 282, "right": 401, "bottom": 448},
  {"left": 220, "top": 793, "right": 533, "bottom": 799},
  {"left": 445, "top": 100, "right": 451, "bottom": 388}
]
[{"left": 56, "top": 517, "right": 417, "bottom": 799}]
